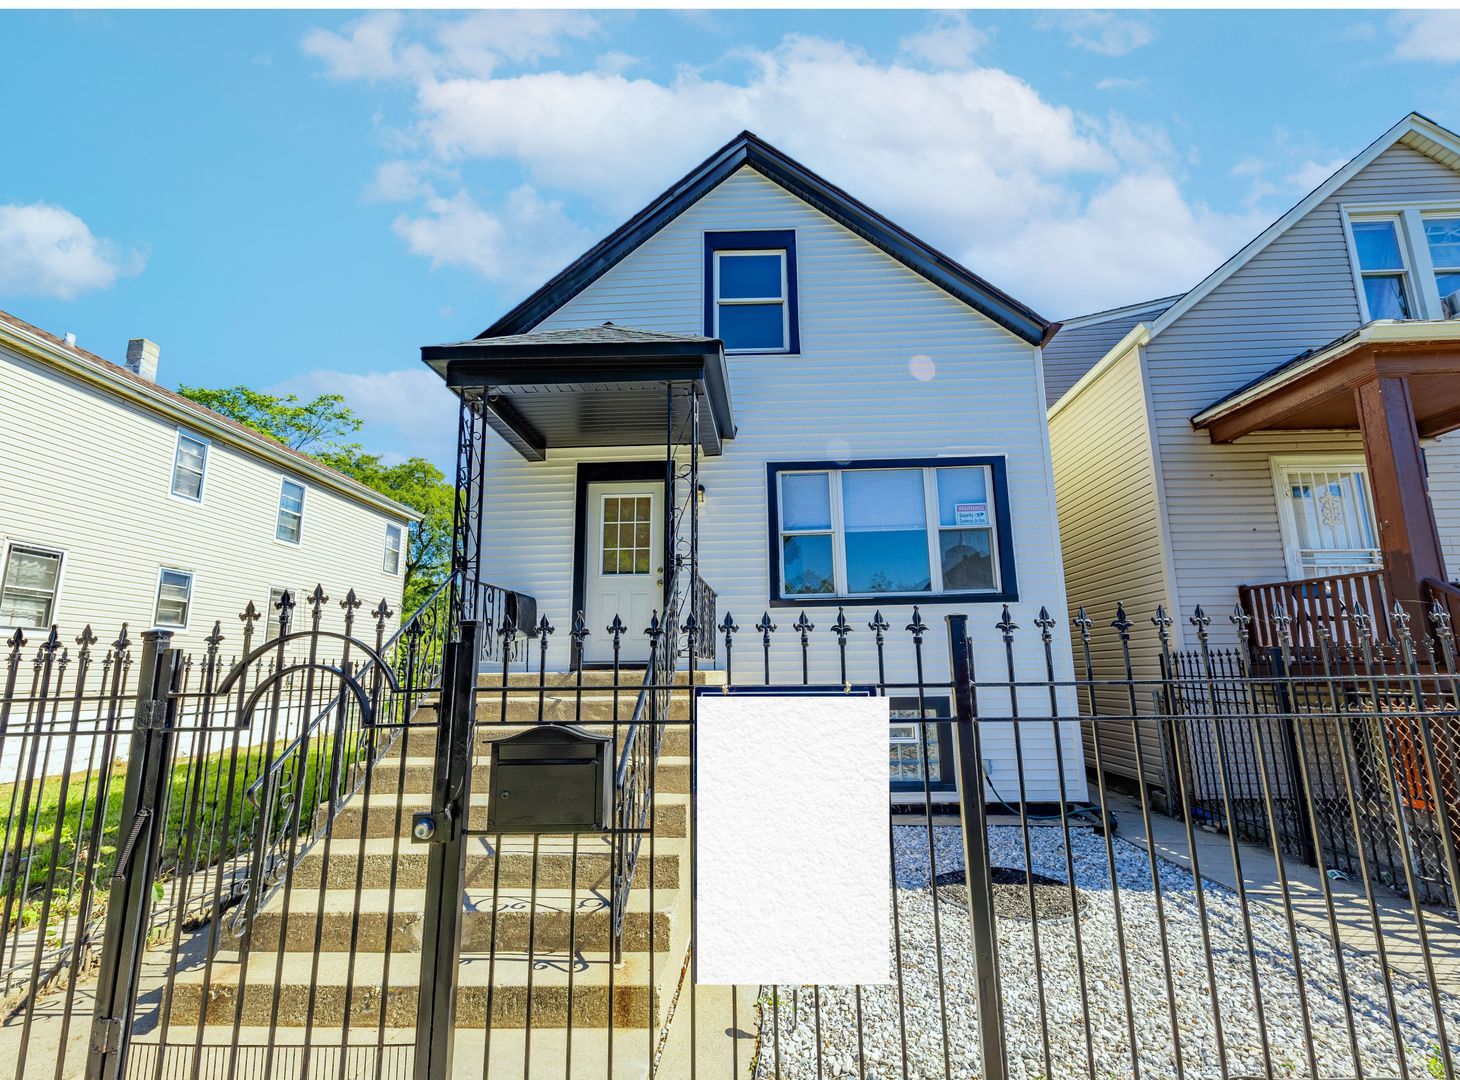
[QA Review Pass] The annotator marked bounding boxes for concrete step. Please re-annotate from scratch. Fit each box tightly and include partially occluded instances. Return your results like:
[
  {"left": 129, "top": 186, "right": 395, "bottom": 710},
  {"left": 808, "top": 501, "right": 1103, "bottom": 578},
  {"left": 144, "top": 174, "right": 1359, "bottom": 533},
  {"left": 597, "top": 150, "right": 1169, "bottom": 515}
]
[
  {"left": 289, "top": 836, "right": 682, "bottom": 893},
  {"left": 327, "top": 794, "right": 689, "bottom": 840},
  {"left": 399, "top": 722, "right": 692, "bottom": 758},
  {"left": 248, "top": 887, "right": 675, "bottom": 954},
  {"left": 415, "top": 694, "right": 692, "bottom": 725},
  {"left": 477, "top": 670, "right": 724, "bottom": 689},
  {"left": 168, "top": 948, "right": 667, "bottom": 1029},
  {"left": 360, "top": 755, "right": 691, "bottom": 798}
]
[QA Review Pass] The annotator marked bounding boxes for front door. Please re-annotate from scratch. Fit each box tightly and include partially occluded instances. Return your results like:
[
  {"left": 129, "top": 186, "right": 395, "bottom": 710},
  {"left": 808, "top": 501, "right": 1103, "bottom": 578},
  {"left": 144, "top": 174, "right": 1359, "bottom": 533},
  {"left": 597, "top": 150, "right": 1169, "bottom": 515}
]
[{"left": 583, "top": 481, "right": 663, "bottom": 664}]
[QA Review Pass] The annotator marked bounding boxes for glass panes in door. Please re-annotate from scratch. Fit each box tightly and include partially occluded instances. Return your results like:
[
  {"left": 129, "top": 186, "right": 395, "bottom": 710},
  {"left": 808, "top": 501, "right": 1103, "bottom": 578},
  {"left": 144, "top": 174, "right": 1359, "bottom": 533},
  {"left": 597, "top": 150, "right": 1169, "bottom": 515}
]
[
  {"left": 601, "top": 496, "right": 654, "bottom": 575},
  {"left": 1277, "top": 464, "right": 1381, "bottom": 577}
]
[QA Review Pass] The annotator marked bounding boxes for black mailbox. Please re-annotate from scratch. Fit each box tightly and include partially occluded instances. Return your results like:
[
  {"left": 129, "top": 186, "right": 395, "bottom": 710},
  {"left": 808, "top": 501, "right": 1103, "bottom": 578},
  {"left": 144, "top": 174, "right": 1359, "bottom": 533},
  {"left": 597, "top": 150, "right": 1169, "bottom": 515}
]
[{"left": 486, "top": 725, "right": 611, "bottom": 834}]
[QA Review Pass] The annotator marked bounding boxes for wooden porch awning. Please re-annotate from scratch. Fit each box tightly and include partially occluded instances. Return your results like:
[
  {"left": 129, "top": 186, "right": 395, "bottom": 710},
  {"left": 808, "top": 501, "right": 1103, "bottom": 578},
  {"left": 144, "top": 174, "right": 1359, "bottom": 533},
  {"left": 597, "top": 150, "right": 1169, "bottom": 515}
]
[
  {"left": 1191, "top": 321, "right": 1460, "bottom": 444},
  {"left": 421, "top": 324, "right": 735, "bottom": 462}
]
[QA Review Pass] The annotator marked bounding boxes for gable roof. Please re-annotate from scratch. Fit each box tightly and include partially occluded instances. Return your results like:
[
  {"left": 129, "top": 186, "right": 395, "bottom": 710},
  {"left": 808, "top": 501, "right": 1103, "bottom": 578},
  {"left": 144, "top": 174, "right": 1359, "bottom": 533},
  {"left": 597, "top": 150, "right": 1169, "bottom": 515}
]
[
  {"left": 0, "top": 308, "right": 417, "bottom": 522},
  {"left": 1148, "top": 112, "right": 1460, "bottom": 341},
  {"left": 1041, "top": 295, "right": 1179, "bottom": 409},
  {"left": 478, "top": 131, "right": 1054, "bottom": 347}
]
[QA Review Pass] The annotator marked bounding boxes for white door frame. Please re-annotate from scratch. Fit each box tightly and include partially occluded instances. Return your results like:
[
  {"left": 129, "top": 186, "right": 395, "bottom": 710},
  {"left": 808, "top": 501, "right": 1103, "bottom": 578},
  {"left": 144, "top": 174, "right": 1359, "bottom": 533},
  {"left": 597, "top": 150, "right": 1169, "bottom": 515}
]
[{"left": 580, "top": 477, "right": 666, "bottom": 665}]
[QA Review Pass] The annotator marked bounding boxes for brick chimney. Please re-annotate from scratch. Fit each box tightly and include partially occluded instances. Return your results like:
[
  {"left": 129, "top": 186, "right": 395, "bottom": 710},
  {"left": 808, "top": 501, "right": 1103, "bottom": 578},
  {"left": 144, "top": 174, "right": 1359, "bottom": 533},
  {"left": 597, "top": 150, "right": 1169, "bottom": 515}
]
[{"left": 125, "top": 338, "right": 159, "bottom": 382}]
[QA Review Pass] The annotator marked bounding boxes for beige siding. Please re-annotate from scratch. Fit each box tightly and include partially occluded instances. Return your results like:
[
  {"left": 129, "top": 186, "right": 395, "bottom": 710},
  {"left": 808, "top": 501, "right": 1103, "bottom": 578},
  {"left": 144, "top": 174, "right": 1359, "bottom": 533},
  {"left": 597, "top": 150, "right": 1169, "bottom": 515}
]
[
  {"left": 474, "top": 166, "right": 1087, "bottom": 802},
  {"left": 1049, "top": 345, "right": 1171, "bottom": 787},
  {"left": 1145, "top": 143, "right": 1460, "bottom": 645},
  {"left": 0, "top": 344, "right": 409, "bottom": 654}
]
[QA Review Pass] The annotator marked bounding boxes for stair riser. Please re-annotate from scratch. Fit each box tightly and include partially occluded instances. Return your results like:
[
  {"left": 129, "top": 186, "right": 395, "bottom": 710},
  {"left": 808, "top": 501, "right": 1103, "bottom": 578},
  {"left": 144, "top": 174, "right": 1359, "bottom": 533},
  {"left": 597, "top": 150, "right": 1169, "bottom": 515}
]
[
  {"left": 249, "top": 909, "right": 670, "bottom": 954},
  {"left": 328, "top": 801, "right": 687, "bottom": 840},
  {"left": 477, "top": 671, "right": 708, "bottom": 689},
  {"left": 403, "top": 725, "right": 692, "bottom": 757},
  {"left": 169, "top": 984, "right": 660, "bottom": 1029},
  {"left": 360, "top": 760, "right": 690, "bottom": 797},
  {"left": 290, "top": 851, "right": 680, "bottom": 892}
]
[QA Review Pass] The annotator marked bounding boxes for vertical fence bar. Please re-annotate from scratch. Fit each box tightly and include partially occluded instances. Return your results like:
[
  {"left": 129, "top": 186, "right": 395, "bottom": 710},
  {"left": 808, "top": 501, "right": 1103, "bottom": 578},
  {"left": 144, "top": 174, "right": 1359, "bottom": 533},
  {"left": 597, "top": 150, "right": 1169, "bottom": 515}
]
[
  {"left": 946, "top": 614, "right": 1007, "bottom": 1080},
  {"left": 85, "top": 630, "right": 179, "bottom": 1080},
  {"left": 414, "top": 619, "right": 480, "bottom": 1080}
]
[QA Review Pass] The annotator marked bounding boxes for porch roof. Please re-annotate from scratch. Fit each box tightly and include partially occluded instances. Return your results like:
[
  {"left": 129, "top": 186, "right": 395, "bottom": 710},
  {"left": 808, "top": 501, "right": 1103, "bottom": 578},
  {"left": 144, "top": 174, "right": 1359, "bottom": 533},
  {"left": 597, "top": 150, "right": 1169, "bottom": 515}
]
[
  {"left": 421, "top": 323, "right": 735, "bottom": 462},
  {"left": 1191, "top": 320, "right": 1460, "bottom": 443}
]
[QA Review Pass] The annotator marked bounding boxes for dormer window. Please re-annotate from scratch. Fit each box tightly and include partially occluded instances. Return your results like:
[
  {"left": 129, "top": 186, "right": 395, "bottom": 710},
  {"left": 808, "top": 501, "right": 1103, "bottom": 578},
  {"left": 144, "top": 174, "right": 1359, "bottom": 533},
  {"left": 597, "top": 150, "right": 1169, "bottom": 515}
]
[
  {"left": 1346, "top": 206, "right": 1460, "bottom": 320},
  {"left": 705, "top": 230, "right": 799, "bottom": 354}
]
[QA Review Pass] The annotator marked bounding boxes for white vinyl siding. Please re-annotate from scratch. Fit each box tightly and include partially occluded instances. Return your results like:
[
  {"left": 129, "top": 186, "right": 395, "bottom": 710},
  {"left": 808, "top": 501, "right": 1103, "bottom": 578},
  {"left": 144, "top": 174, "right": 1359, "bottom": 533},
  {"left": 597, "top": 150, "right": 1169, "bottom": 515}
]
[
  {"left": 0, "top": 340, "right": 409, "bottom": 653},
  {"left": 1048, "top": 345, "right": 1172, "bottom": 788},
  {"left": 1143, "top": 141, "right": 1460, "bottom": 645},
  {"left": 473, "top": 166, "right": 1085, "bottom": 802}
]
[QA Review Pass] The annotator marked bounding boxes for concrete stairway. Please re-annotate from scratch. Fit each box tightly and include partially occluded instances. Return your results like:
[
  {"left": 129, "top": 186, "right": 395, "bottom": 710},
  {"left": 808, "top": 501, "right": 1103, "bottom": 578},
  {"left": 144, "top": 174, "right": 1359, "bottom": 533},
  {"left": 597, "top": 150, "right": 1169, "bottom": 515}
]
[{"left": 166, "top": 669, "right": 710, "bottom": 1070}]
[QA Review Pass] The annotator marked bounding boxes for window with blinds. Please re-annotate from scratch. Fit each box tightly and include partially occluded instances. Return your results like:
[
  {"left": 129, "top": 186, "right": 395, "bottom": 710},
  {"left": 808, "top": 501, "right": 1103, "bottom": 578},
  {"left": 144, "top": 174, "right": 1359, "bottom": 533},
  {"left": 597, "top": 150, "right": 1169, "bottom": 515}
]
[{"left": 771, "top": 460, "right": 1007, "bottom": 601}]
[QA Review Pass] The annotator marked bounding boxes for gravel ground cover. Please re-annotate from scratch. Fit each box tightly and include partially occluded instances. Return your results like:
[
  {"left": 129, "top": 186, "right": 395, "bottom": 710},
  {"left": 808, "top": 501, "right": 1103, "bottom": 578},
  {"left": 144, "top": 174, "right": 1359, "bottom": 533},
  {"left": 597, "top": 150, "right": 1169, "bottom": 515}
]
[{"left": 754, "top": 824, "right": 1460, "bottom": 1079}]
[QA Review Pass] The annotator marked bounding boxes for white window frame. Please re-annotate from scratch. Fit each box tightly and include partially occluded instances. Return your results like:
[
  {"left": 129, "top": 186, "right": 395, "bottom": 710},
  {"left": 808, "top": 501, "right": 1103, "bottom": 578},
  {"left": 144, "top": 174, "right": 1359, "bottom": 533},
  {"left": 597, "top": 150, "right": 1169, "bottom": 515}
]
[
  {"left": 713, "top": 248, "right": 790, "bottom": 354},
  {"left": 275, "top": 478, "right": 306, "bottom": 545},
  {"left": 169, "top": 429, "right": 209, "bottom": 503},
  {"left": 383, "top": 523, "right": 404, "bottom": 575},
  {"left": 154, "top": 567, "right": 194, "bottom": 629},
  {"left": 1342, "top": 201, "right": 1460, "bottom": 322},
  {"left": 775, "top": 464, "right": 1004, "bottom": 600},
  {"left": 1269, "top": 455, "right": 1382, "bottom": 580},
  {"left": 266, "top": 584, "right": 302, "bottom": 636},
  {"left": 0, "top": 542, "right": 66, "bottom": 630}
]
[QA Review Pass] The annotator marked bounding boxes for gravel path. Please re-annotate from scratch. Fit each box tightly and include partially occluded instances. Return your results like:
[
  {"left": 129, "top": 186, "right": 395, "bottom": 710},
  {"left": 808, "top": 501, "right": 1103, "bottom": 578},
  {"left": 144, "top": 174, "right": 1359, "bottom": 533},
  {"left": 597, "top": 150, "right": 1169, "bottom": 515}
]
[{"left": 754, "top": 824, "right": 1460, "bottom": 1079}]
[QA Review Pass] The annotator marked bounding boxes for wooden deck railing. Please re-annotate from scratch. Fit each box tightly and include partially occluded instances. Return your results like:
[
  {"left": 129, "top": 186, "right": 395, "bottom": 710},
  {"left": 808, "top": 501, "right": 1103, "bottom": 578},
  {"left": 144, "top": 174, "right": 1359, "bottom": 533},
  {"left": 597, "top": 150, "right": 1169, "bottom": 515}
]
[
  {"left": 1424, "top": 578, "right": 1460, "bottom": 641},
  {"left": 1238, "top": 568, "right": 1392, "bottom": 652}
]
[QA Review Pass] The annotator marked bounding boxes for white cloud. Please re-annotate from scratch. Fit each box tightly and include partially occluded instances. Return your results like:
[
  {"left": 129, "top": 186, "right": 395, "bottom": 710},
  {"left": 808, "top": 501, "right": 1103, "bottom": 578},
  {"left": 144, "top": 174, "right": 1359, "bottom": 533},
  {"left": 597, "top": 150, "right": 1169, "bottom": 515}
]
[
  {"left": 898, "top": 13, "right": 989, "bottom": 70},
  {"left": 391, "top": 184, "right": 592, "bottom": 288},
  {"left": 0, "top": 202, "right": 143, "bottom": 301},
  {"left": 1095, "top": 76, "right": 1147, "bottom": 92},
  {"left": 1040, "top": 13, "right": 1155, "bottom": 57},
  {"left": 1285, "top": 157, "right": 1347, "bottom": 194},
  {"left": 1390, "top": 11, "right": 1460, "bottom": 62},
  {"left": 306, "top": 22, "right": 1272, "bottom": 315},
  {"left": 272, "top": 367, "right": 458, "bottom": 467}
]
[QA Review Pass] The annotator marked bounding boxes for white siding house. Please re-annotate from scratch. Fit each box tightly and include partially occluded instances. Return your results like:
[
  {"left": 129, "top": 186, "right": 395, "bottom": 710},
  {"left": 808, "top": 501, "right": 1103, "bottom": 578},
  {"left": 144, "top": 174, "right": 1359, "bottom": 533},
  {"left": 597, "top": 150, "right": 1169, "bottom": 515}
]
[
  {"left": 1047, "top": 111, "right": 1460, "bottom": 795},
  {"left": 0, "top": 309, "right": 415, "bottom": 654},
  {"left": 426, "top": 133, "right": 1087, "bottom": 803}
]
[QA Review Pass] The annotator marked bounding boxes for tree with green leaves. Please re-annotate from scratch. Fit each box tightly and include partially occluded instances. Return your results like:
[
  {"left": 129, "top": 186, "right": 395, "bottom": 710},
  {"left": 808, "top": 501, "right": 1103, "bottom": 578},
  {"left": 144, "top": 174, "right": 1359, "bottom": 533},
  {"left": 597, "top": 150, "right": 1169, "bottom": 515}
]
[{"left": 176, "top": 385, "right": 452, "bottom": 612}]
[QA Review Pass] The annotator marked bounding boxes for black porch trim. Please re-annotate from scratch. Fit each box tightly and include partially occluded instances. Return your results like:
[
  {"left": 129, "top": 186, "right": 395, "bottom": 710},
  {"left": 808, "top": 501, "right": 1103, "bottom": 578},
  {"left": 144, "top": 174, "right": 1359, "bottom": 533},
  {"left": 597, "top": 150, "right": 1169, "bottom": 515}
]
[
  {"left": 764, "top": 455, "right": 1019, "bottom": 608},
  {"left": 571, "top": 460, "right": 675, "bottom": 668},
  {"left": 473, "top": 131, "right": 1053, "bottom": 347}
]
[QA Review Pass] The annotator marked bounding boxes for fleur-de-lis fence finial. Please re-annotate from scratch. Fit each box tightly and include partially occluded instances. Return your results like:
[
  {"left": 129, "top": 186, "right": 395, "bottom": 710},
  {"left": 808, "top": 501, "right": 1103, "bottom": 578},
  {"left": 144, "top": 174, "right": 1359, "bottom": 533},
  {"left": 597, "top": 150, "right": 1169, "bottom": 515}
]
[
  {"left": 995, "top": 604, "right": 1017, "bottom": 643},
  {"left": 906, "top": 606, "right": 928, "bottom": 643},
  {"left": 1036, "top": 605, "right": 1058, "bottom": 644}
]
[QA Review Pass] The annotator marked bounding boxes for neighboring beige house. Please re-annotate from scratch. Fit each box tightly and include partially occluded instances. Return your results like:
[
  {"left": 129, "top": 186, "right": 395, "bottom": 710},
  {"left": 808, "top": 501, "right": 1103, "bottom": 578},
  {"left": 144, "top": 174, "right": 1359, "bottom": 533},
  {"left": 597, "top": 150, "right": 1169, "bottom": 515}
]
[
  {"left": 0, "top": 308, "right": 416, "bottom": 653},
  {"left": 1047, "top": 111, "right": 1460, "bottom": 793}
]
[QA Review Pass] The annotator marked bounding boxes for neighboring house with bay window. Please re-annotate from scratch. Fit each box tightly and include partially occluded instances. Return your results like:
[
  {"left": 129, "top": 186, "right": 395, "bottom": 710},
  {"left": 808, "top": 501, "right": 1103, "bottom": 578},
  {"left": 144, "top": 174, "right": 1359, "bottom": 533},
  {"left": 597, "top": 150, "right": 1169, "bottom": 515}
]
[
  {"left": 423, "top": 131, "right": 1087, "bottom": 804},
  {"left": 0, "top": 308, "right": 415, "bottom": 651},
  {"left": 1045, "top": 111, "right": 1460, "bottom": 797}
]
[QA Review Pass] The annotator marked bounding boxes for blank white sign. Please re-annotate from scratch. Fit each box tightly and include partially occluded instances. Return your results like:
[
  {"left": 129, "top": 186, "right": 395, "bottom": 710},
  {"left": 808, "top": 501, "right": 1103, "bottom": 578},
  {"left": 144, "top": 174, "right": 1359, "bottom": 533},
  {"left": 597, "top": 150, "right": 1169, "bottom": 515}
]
[{"left": 694, "top": 694, "right": 891, "bottom": 986}]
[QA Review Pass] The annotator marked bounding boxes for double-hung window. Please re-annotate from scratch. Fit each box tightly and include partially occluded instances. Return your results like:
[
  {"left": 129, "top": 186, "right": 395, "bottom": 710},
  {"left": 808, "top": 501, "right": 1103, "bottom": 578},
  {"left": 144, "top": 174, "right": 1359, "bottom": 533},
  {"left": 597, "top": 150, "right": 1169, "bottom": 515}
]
[
  {"left": 154, "top": 569, "right": 193, "bottom": 628},
  {"left": 0, "top": 545, "right": 63, "bottom": 628},
  {"left": 1348, "top": 207, "right": 1460, "bottom": 320},
  {"left": 384, "top": 523, "right": 403, "bottom": 575},
  {"left": 276, "top": 479, "right": 305, "bottom": 544},
  {"left": 770, "top": 458, "right": 1014, "bottom": 603},
  {"left": 1351, "top": 218, "right": 1413, "bottom": 320},
  {"left": 170, "top": 432, "right": 208, "bottom": 501},
  {"left": 705, "top": 230, "right": 799, "bottom": 353}
]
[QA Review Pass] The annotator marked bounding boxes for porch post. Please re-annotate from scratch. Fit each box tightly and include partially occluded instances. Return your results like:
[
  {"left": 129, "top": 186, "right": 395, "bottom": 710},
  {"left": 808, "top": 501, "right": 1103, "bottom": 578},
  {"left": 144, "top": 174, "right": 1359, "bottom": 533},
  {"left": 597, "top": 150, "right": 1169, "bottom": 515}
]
[{"left": 1354, "top": 374, "right": 1448, "bottom": 618}]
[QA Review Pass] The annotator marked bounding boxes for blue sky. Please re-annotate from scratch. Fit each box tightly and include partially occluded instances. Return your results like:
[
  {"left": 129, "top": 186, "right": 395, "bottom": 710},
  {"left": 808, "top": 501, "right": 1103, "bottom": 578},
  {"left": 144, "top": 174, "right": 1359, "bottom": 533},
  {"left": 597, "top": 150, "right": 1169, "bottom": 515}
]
[{"left": 3, "top": 9, "right": 1459, "bottom": 468}]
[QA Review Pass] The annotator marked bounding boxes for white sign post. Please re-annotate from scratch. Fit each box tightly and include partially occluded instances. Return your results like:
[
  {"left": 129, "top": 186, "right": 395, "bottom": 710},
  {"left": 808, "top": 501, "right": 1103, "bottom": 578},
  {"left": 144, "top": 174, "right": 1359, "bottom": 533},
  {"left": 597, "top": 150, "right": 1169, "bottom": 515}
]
[{"left": 694, "top": 693, "right": 891, "bottom": 986}]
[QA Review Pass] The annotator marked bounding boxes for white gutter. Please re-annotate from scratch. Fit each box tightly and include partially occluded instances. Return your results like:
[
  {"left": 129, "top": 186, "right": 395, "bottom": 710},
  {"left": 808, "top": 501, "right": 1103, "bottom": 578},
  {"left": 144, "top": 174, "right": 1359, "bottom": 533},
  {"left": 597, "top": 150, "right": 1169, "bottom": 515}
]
[
  {"left": 1190, "top": 319, "right": 1460, "bottom": 429},
  {"left": 1, "top": 319, "right": 419, "bottom": 522}
]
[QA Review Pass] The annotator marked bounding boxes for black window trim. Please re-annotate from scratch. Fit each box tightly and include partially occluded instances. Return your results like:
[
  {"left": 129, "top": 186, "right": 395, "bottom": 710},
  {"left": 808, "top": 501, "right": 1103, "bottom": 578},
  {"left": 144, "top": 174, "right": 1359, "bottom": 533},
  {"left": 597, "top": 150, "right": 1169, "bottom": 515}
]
[
  {"left": 703, "top": 229, "right": 801, "bottom": 355},
  {"left": 765, "top": 455, "right": 1018, "bottom": 608}
]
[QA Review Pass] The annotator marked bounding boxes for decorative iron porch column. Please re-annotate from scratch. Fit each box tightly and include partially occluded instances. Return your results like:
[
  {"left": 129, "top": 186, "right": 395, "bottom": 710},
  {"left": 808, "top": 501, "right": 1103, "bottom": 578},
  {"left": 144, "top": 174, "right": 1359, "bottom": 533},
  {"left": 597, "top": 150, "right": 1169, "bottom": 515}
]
[{"left": 1354, "top": 374, "right": 1448, "bottom": 618}]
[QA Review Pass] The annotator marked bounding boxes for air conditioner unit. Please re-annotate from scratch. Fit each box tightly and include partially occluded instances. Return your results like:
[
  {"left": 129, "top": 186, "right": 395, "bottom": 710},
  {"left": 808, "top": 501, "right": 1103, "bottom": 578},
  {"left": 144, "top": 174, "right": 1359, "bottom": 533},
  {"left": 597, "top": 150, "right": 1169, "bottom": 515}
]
[{"left": 1444, "top": 289, "right": 1460, "bottom": 319}]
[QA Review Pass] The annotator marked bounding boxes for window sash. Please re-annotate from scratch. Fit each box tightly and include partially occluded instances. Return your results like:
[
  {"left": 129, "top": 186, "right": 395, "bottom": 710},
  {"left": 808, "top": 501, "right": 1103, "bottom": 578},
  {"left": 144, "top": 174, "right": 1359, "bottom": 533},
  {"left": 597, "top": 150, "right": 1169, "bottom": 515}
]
[
  {"left": 155, "top": 569, "right": 193, "bottom": 628},
  {"left": 0, "top": 546, "right": 63, "bottom": 627},
  {"left": 276, "top": 480, "right": 305, "bottom": 543},
  {"left": 714, "top": 249, "right": 789, "bottom": 352},
  {"left": 776, "top": 465, "right": 1001, "bottom": 599},
  {"left": 171, "top": 433, "right": 208, "bottom": 500},
  {"left": 384, "top": 525, "right": 403, "bottom": 574},
  {"left": 1348, "top": 207, "right": 1460, "bottom": 320}
]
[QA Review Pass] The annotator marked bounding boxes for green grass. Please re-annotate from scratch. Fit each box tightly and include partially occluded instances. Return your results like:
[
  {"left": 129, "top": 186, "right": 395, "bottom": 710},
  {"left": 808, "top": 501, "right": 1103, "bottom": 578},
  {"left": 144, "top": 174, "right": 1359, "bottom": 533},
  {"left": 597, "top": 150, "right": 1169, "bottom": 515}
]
[{"left": 0, "top": 733, "right": 353, "bottom": 935}]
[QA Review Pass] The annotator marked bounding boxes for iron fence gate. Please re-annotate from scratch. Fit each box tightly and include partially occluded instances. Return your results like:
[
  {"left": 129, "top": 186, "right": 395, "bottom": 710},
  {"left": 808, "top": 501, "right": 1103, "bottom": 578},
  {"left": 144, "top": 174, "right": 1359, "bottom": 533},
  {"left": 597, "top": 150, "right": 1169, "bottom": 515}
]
[{"left": 4, "top": 585, "right": 1460, "bottom": 1079}]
